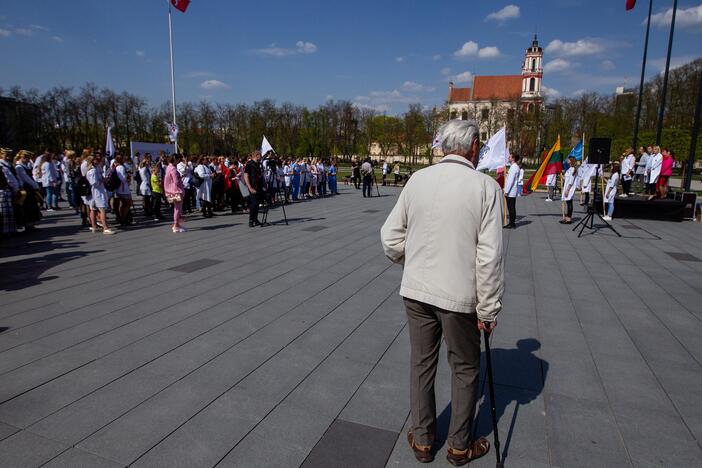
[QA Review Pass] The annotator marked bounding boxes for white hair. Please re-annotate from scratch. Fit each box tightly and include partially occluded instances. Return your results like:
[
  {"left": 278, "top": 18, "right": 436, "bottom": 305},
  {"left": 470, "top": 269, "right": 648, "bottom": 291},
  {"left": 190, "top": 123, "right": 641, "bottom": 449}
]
[{"left": 438, "top": 119, "right": 479, "bottom": 156}]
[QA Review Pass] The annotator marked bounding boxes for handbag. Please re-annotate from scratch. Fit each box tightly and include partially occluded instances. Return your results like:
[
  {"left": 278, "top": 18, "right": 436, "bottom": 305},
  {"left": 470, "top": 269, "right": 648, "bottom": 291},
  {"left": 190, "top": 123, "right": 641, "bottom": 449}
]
[{"left": 165, "top": 192, "right": 182, "bottom": 203}]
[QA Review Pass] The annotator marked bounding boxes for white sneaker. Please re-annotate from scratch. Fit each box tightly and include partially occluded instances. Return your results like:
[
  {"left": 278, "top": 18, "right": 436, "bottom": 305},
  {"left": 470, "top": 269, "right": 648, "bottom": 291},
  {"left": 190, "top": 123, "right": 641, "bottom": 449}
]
[
  {"left": 619, "top": 194, "right": 628, "bottom": 198},
  {"left": 545, "top": 198, "right": 553, "bottom": 202},
  {"left": 602, "top": 216, "right": 612, "bottom": 221}
]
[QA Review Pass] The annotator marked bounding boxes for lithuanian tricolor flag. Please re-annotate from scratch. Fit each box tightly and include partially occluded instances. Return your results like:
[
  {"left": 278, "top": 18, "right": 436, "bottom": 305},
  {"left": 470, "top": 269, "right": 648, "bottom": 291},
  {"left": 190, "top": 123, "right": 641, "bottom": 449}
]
[{"left": 526, "top": 136, "right": 563, "bottom": 193}]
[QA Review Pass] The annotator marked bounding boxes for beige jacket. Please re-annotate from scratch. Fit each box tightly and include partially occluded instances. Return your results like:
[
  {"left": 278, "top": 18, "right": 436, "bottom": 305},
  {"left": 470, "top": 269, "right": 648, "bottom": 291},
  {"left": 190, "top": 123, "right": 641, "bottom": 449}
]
[{"left": 380, "top": 155, "right": 504, "bottom": 321}]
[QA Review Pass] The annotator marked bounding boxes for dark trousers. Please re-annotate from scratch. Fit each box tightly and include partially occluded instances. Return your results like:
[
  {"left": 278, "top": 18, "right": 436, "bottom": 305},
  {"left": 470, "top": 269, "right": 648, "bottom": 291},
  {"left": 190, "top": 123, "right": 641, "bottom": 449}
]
[
  {"left": 249, "top": 193, "right": 259, "bottom": 225},
  {"left": 362, "top": 175, "right": 373, "bottom": 197},
  {"left": 566, "top": 199, "right": 573, "bottom": 218},
  {"left": 404, "top": 298, "right": 480, "bottom": 450},
  {"left": 151, "top": 195, "right": 162, "bottom": 219},
  {"left": 506, "top": 196, "right": 516, "bottom": 226},
  {"left": 583, "top": 192, "right": 590, "bottom": 206},
  {"left": 647, "top": 183, "right": 656, "bottom": 195},
  {"left": 353, "top": 175, "right": 360, "bottom": 189},
  {"left": 622, "top": 178, "right": 632, "bottom": 195}
]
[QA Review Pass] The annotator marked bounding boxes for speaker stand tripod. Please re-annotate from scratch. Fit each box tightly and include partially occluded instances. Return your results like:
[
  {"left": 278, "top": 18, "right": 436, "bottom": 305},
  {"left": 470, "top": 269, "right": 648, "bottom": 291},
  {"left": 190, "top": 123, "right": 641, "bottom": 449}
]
[{"left": 572, "top": 165, "right": 621, "bottom": 238}]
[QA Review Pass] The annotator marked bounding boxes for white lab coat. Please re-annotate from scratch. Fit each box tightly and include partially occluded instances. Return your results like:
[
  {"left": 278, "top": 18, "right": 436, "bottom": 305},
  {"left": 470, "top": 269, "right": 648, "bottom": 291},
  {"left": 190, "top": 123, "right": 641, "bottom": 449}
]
[
  {"left": 503, "top": 163, "right": 519, "bottom": 198},
  {"left": 649, "top": 153, "right": 663, "bottom": 184},
  {"left": 621, "top": 154, "right": 635, "bottom": 181},
  {"left": 561, "top": 167, "right": 579, "bottom": 201},
  {"left": 138, "top": 166, "right": 152, "bottom": 196},
  {"left": 605, "top": 172, "right": 619, "bottom": 203},
  {"left": 194, "top": 164, "right": 212, "bottom": 202}
]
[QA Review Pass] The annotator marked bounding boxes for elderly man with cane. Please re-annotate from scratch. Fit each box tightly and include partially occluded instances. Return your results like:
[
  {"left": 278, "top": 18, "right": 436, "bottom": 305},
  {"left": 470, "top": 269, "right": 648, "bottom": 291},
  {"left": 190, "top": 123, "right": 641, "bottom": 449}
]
[{"left": 381, "top": 119, "right": 504, "bottom": 466}]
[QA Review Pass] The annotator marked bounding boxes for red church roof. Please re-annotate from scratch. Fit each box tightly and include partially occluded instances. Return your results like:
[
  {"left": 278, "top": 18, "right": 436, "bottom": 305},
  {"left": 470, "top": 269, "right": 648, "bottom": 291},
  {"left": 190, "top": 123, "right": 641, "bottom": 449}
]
[
  {"left": 471, "top": 75, "right": 523, "bottom": 101},
  {"left": 449, "top": 87, "right": 471, "bottom": 102}
]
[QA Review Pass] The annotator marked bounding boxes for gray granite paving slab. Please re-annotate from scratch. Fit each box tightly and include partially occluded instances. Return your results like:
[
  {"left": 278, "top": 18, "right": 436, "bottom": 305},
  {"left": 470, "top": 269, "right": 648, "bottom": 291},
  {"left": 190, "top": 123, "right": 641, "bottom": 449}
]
[
  {"left": 167, "top": 258, "right": 223, "bottom": 272},
  {"left": 301, "top": 419, "right": 398, "bottom": 468},
  {"left": 42, "top": 447, "right": 123, "bottom": 468},
  {"left": 0, "top": 429, "right": 68, "bottom": 467},
  {"left": 0, "top": 421, "right": 19, "bottom": 442}
]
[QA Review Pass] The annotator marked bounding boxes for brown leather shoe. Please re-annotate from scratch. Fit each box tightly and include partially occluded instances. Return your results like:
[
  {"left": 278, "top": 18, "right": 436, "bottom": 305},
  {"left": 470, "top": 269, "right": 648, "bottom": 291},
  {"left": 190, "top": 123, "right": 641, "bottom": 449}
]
[
  {"left": 446, "top": 437, "right": 490, "bottom": 466},
  {"left": 407, "top": 431, "right": 433, "bottom": 463}
]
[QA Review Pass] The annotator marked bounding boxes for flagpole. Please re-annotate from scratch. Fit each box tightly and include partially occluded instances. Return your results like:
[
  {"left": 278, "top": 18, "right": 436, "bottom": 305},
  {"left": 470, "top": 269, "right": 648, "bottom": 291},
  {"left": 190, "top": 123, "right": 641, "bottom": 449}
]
[
  {"left": 167, "top": 0, "right": 179, "bottom": 153},
  {"left": 632, "top": 0, "right": 653, "bottom": 151},
  {"left": 656, "top": 0, "right": 678, "bottom": 146}
]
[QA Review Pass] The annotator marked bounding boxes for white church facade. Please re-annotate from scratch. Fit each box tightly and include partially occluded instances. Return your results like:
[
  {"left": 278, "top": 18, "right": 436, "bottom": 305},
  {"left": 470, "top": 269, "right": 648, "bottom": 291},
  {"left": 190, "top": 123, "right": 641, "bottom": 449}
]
[{"left": 448, "top": 35, "right": 544, "bottom": 143}]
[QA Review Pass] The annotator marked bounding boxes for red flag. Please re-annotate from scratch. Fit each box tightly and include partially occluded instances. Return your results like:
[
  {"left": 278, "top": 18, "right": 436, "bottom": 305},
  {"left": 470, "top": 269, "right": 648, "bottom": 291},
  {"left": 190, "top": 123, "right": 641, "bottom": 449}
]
[
  {"left": 626, "top": 0, "right": 636, "bottom": 10},
  {"left": 171, "top": 0, "right": 190, "bottom": 13}
]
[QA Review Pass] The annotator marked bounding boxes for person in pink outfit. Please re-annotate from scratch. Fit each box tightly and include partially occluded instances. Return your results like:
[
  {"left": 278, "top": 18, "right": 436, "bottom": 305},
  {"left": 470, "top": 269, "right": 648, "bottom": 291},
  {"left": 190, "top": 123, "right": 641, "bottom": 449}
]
[
  {"left": 164, "top": 154, "right": 186, "bottom": 233},
  {"left": 657, "top": 148, "right": 674, "bottom": 200}
]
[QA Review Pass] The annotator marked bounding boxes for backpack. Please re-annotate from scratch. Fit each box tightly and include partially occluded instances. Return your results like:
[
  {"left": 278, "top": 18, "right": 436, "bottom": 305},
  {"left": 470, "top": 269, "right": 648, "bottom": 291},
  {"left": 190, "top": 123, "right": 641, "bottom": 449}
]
[
  {"left": 105, "top": 169, "right": 121, "bottom": 192},
  {"left": 75, "top": 175, "right": 90, "bottom": 198}
]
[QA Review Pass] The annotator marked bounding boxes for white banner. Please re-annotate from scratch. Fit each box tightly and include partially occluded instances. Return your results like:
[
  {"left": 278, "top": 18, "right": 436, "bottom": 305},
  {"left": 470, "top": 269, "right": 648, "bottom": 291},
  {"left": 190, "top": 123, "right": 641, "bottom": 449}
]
[
  {"left": 476, "top": 127, "right": 507, "bottom": 172},
  {"left": 261, "top": 135, "right": 274, "bottom": 156},
  {"left": 105, "top": 126, "right": 115, "bottom": 158},
  {"left": 129, "top": 141, "right": 176, "bottom": 161}
]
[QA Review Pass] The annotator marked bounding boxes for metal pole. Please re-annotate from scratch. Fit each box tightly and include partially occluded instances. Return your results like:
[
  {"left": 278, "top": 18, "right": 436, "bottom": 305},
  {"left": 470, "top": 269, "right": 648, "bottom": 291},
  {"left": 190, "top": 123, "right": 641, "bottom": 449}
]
[
  {"left": 656, "top": 0, "right": 678, "bottom": 146},
  {"left": 633, "top": 0, "right": 653, "bottom": 151},
  {"left": 684, "top": 68, "right": 702, "bottom": 192},
  {"left": 167, "top": 0, "right": 179, "bottom": 153}
]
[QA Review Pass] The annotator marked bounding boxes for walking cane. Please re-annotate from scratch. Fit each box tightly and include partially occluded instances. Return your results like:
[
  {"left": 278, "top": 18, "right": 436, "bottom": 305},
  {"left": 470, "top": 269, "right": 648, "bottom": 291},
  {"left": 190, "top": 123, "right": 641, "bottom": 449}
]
[{"left": 483, "top": 326, "right": 503, "bottom": 468}]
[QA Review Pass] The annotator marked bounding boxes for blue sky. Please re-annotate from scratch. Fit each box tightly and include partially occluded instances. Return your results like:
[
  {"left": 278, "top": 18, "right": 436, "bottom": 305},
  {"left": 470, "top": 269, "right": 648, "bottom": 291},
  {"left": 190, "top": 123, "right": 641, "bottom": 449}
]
[{"left": 1, "top": 0, "right": 701, "bottom": 114}]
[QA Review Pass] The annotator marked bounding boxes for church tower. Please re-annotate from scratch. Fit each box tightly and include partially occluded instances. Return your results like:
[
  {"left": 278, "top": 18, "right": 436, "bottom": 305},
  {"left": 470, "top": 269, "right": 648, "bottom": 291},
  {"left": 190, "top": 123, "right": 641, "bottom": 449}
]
[{"left": 521, "top": 35, "right": 543, "bottom": 104}]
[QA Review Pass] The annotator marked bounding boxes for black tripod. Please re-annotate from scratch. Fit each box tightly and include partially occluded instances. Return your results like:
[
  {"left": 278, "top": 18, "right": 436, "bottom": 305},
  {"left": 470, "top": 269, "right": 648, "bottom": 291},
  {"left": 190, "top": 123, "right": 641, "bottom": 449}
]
[
  {"left": 260, "top": 172, "right": 289, "bottom": 226},
  {"left": 371, "top": 170, "right": 381, "bottom": 197},
  {"left": 572, "top": 165, "right": 621, "bottom": 238}
]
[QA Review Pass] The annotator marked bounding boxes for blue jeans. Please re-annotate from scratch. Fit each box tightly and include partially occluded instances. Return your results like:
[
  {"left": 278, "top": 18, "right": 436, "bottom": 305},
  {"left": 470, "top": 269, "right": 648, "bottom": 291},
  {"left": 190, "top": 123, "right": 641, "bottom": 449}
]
[
  {"left": 65, "top": 181, "right": 77, "bottom": 208},
  {"left": 328, "top": 176, "right": 337, "bottom": 194},
  {"left": 607, "top": 202, "right": 614, "bottom": 217},
  {"left": 46, "top": 186, "right": 58, "bottom": 208}
]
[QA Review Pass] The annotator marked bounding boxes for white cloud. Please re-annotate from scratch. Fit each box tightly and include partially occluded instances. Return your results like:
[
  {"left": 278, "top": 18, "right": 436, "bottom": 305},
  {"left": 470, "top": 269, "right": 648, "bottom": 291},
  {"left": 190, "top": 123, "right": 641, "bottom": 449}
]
[
  {"left": 541, "top": 86, "right": 561, "bottom": 99},
  {"left": 454, "top": 41, "right": 500, "bottom": 59},
  {"left": 325, "top": 95, "right": 334, "bottom": 101},
  {"left": 0, "top": 29, "right": 10, "bottom": 38},
  {"left": 15, "top": 28, "right": 33, "bottom": 36},
  {"left": 441, "top": 67, "right": 452, "bottom": 76},
  {"left": 184, "top": 71, "right": 214, "bottom": 78},
  {"left": 30, "top": 24, "right": 49, "bottom": 31},
  {"left": 252, "top": 41, "right": 318, "bottom": 57},
  {"left": 432, "top": 54, "right": 442, "bottom": 61},
  {"left": 478, "top": 46, "right": 500, "bottom": 58},
  {"left": 135, "top": 50, "right": 145, "bottom": 57},
  {"left": 454, "top": 41, "right": 478, "bottom": 57},
  {"left": 650, "top": 55, "right": 699, "bottom": 73},
  {"left": 295, "top": 40, "right": 317, "bottom": 54},
  {"left": 200, "top": 80, "right": 231, "bottom": 90},
  {"left": 486, "top": 5, "right": 520, "bottom": 22},
  {"left": 51, "top": 36, "right": 63, "bottom": 43},
  {"left": 454, "top": 71, "right": 473, "bottom": 83},
  {"left": 401, "top": 81, "right": 435, "bottom": 92},
  {"left": 353, "top": 102, "right": 390, "bottom": 113},
  {"left": 544, "top": 58, "right": 571, "bottom": 73},
  {"left": 600, "top": 60, "right": 615, "bottom": 71},
  {"left": 650, "top": 5, "right": 702, "bottom": 29},
  {"left": 545, "top": 39, "right": 604, "bottom": 57},
  {"left": 572, "top": 89, "right": 587, "bottom": 97},
  {"left": 395, "top": 56, "right": 405, "bottom": 63}
]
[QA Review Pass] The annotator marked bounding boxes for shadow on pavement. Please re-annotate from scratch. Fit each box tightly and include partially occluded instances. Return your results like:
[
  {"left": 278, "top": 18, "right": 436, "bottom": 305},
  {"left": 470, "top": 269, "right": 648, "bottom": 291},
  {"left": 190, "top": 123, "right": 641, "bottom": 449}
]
[{"left": 0, "top": 250, "right": 103, "bottom": 291}]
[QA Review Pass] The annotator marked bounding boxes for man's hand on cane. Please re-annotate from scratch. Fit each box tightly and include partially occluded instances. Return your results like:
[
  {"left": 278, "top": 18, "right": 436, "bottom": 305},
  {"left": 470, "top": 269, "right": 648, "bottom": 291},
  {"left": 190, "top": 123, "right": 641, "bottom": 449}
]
[{"left": 478, "top": 320, "right": 497, "bottom": 334}]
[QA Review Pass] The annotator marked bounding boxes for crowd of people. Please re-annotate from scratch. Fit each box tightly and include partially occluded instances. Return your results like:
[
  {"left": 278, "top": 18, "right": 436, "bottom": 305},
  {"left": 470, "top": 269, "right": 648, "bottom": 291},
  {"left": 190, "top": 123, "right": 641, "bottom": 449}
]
[
  {"left": 0, "top": 146, "right": 347, "bottom": 237},
  {"left": 499, "top": 143, "right": 679, "bottom": 227}
]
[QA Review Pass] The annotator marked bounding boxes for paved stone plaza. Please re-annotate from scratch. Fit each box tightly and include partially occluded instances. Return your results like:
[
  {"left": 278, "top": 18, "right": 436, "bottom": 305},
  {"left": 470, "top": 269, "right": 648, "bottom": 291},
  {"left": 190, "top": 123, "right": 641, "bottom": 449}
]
[{"left": 1, "top": 185, "right": 701, "bottom": 468}]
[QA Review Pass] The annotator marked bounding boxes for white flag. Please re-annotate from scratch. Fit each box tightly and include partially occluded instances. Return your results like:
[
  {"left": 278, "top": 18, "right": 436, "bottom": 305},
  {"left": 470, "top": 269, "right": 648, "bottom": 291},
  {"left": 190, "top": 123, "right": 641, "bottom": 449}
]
[
  {"left": 105, "top": 125, "right": 115, "bottom": 158},
  {"left": 261, "top": 135, "right": 274, "bottom": 156},
  {"left": 166, "top": 122, "right": 179, "bottom": 143},
  {"left": 476, "top": 127, "right": 507, "bottom": 172}
]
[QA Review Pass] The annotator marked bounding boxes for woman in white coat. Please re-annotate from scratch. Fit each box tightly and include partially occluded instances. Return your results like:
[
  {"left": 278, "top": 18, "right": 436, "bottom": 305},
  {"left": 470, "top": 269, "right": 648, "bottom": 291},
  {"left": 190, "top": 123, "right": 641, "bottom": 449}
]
[
  {"left": 603, "top": 162, "right": 620, "bottom": 221},
  {"left": 138, "top": 157, "right": 152, "bottom": 217},
  {"left": 86, "top": 155, "right": 113, "bottom": 234},
  {"left": 647, "top": 146, "right": 663, "bottom": 201},
  {"left": 194, "top": 156, "right": 213, "bottom": 218},
  {"left": 560, "top": 157, "right": 579, "bottom": 224}
]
